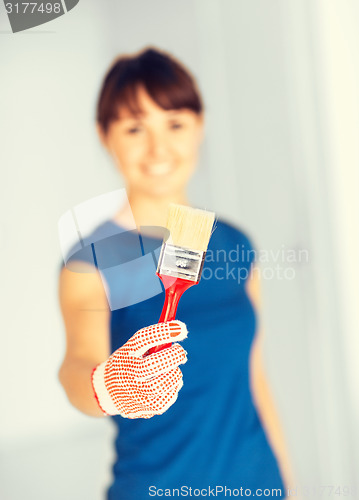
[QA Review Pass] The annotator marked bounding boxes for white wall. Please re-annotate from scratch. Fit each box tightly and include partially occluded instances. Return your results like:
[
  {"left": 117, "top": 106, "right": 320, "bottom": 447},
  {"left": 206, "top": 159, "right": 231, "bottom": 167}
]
[
  {"left": 1, "top": 0, "right": 358, "bottom": 498},
  {"left": 0, "top": 2, "right": 118, "bottom": 498}
]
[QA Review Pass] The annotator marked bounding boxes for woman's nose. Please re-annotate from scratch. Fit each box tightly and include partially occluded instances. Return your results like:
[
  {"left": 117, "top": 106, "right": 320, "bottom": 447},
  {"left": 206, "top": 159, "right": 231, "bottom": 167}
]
[{"left": 146, "top": 130, "right": 169, "bottom": 160}]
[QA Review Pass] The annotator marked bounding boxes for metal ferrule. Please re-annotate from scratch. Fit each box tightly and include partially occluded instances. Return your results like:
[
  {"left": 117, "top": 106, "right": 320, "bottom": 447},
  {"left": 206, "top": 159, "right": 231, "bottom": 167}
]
[{"left": 156, "top": 243, "right": 206, "bottom": 282}]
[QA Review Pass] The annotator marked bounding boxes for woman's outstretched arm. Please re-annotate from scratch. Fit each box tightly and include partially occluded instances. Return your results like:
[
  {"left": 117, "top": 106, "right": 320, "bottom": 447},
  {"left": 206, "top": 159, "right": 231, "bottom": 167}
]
[{"left": 58, "top": 263, "right": 110, "bottom": 417}]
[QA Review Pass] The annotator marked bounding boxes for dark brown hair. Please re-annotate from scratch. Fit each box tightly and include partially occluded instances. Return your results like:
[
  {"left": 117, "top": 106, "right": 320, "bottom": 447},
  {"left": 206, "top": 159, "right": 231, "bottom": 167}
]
[{"left": 96, "top": 47, "right": 203, "bottom": 134}]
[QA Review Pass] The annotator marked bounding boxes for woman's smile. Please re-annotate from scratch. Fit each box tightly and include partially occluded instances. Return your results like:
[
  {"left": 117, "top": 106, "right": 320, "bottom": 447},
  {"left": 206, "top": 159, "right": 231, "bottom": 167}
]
[{"left": 141, "top": 162, "right": 176, "bottom": 177}]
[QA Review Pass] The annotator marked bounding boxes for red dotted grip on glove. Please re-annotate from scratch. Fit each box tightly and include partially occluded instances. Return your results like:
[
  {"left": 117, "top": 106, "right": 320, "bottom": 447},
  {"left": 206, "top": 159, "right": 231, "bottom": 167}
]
[{"left": 148, "top": 274, "right": 198, "bottom": 355}]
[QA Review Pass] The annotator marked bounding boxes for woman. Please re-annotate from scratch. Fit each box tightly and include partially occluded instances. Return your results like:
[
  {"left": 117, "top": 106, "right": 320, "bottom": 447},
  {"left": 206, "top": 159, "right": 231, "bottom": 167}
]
[{"left": 59, "top": 47, "right": 293, "bottom": 499}]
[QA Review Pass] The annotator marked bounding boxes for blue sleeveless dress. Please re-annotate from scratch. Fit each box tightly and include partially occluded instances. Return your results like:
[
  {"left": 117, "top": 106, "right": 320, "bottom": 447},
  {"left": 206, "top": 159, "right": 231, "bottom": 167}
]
[{"left": 62, "top": 218, "right": 285, "bottom": 499}]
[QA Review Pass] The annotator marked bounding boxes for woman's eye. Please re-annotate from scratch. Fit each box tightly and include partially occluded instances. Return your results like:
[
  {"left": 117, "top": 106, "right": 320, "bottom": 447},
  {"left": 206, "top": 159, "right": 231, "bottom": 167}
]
[
  {"left": 170, "top": 122, "right": 184, "bottom": 130},
  {"left": 126, "top": 125, "right": 143, "bottom": 134}
]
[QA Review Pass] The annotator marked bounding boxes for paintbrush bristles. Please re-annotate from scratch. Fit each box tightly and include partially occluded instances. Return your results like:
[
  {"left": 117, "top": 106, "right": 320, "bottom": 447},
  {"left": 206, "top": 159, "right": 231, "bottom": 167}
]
[{"left": 165, "top": 204, "right": 216, "bottom": 252}]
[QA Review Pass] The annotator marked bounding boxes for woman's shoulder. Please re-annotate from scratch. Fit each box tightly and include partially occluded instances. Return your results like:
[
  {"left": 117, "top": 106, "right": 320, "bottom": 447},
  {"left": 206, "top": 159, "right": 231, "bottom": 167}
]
[
  {"left": 205, "top": 217, "right": 257, "bottom": 280},
  {"left": 214, "top": 217, "right": 256, "bottom": 251},
  {"left": 59, "top": 219, "right": 124, "bottom": 271}
]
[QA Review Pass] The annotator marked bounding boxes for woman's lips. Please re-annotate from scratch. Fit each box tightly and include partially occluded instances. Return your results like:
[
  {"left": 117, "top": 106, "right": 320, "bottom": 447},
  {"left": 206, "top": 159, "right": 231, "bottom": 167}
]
[{"left": 142, "top": 163, "right": 175, "bottom": 177}]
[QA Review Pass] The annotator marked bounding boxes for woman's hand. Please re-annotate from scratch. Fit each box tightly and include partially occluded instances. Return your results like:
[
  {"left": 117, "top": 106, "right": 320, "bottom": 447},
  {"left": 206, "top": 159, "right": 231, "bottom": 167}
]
[{"left": 91, "top": 320, "right": 188, "bottom": 418}]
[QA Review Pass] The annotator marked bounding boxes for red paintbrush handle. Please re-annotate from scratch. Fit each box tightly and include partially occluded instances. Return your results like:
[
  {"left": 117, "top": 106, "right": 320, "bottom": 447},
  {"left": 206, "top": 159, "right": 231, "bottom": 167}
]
[{"left": 148, "top": 274, "right": 198, "bottom": 354}]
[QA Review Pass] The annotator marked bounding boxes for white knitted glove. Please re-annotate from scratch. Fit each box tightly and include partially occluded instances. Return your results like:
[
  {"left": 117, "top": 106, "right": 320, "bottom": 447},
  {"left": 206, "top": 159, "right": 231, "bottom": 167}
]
[{"left": 91, "top": 320, "right": 188, "bottom": 418}]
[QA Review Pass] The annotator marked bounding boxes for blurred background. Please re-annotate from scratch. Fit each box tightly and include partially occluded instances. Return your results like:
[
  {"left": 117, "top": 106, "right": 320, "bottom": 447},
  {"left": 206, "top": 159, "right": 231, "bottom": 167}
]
[{"left": 1, "top": 0, "right": 358, "bottom": 499}]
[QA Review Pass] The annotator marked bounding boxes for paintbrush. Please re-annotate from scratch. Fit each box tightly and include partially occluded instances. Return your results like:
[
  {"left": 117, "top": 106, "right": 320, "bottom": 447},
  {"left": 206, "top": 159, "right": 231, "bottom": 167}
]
[{"left": 148, "top": 203, "right": 216, "bottom": 354}]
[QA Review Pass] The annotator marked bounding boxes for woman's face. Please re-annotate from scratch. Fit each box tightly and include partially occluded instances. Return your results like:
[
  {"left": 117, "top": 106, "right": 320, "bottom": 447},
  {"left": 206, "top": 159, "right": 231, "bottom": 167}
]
[{"left": 99, "top": 85, "right": 204, "bottom": 198}]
